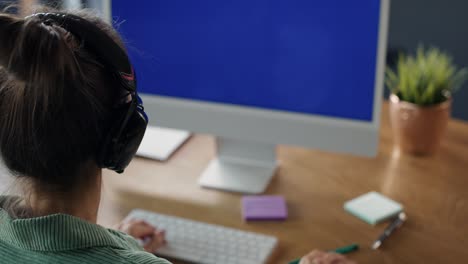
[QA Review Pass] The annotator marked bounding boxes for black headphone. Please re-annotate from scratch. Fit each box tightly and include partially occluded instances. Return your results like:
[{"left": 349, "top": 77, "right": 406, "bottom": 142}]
[{"left": 28, "top": 13, "right": 149, "bottom": 173}]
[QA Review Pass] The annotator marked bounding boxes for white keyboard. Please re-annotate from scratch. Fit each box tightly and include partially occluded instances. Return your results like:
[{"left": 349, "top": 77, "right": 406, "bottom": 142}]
[{"left": 126, "top": 209, "right": 278, "bottom": 264}]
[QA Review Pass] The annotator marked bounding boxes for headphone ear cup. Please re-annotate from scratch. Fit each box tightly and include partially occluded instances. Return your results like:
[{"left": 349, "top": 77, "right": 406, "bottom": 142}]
[
  {"left": 97, "top": 107, "right": 148, "bottom": 173},
  {"left": 30, "top": 13, "right": 148, "bottom": 173},
  {"left": 111, "top": 109, "right": 148, "bottom": 172},
  {"left": 96, "top": 107, "right": 126, "bottom": 171}
]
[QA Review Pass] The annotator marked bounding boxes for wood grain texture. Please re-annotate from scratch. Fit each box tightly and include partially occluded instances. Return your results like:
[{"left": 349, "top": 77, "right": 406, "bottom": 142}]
[{"left": 99, "top": 104, "right": 468, "bottom": 264}]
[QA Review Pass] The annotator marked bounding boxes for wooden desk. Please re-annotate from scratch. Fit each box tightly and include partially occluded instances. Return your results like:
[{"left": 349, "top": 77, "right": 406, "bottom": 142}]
[{"left": 99, "top": 104, "right": 468, "bottom": 264}]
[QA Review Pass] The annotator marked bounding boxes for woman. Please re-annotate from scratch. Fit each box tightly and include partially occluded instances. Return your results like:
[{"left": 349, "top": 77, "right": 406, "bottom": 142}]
[{"left": 0, "top": 9, "right": 354, "bottom": 264}]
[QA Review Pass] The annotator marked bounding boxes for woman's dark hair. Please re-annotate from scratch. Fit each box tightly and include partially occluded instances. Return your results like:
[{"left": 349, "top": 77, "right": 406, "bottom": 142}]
[{"left": 0, "top": 9, "right": 125, "bottom": 192}]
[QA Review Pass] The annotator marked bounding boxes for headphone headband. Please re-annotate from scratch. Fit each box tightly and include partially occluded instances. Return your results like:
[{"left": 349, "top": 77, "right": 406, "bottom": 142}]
[{"left": 27, "top": 12, "right": 136, "bottom": 92}]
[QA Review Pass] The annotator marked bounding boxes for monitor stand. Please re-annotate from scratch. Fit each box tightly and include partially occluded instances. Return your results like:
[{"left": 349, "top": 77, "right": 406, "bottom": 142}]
[{"left": 199, "top": 137, "right": 278, "bottom": 194}]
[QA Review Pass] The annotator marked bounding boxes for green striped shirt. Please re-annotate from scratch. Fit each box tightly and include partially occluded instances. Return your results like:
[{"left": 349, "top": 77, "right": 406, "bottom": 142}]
[{"left": 0, "top": 197, "right": 170, "bottom": 264}]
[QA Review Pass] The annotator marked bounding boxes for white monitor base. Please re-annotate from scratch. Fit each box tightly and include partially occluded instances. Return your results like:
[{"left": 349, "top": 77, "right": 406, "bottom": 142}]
[
  {"left": 199, "top": 158, "right": 276, "bottom": 194},
  {"left": 198, "top": 137, "right": 277, "bottom": 194}
]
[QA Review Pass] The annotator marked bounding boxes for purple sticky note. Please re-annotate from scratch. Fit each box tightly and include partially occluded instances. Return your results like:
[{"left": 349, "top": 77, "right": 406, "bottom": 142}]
[{"left": 242, "top": 195, "right": 288, "bottom": 221}]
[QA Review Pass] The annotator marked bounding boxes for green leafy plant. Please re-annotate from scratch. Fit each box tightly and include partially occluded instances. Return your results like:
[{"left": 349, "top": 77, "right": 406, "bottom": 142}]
[{"left": 386, "top": 47, "right": 468, "bottom": 106}]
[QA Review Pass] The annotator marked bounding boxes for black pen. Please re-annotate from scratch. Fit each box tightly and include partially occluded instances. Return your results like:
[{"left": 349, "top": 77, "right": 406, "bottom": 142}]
[{"left": 372, "top": 212, "right": 407, "bottom": 250}]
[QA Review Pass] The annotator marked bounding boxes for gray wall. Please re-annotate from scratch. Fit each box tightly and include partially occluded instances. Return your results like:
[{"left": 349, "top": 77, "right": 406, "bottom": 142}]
[{"left": 388, "top": 0, "right": 468, "bottom": 120}]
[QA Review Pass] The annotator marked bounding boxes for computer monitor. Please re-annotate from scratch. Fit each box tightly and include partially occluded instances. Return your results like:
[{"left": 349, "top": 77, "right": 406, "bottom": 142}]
[{"left": 111, "top": 0, "right": 390, "bottom": 194}]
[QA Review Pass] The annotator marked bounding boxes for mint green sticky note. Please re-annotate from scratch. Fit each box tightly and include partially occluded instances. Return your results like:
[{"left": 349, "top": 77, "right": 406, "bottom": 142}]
[{"left": 344, "top": 191, "right": 403, "bottom": 225}]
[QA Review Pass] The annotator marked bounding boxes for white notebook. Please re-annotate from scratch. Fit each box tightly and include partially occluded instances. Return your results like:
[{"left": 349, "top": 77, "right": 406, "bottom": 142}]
[
  {"left": 136, "top": 126, "right": 191, "bottom": 161},
  {"left": 344, "top": 191, "right": 403, "bottom": 225}
]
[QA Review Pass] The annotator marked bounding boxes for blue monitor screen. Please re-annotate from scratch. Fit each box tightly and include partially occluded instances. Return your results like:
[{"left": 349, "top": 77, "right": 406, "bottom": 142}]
[{"left": 112, "top": 0, "right": 381, "bottom": 122}]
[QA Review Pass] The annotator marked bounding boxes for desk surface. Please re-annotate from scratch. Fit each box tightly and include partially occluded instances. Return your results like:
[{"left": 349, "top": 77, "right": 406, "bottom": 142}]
[{"left": 100, "top": 104, "right": 468, "bottom": 264}]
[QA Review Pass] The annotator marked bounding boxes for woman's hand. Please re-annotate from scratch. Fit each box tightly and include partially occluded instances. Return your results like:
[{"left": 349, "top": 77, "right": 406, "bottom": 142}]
[
  {"left": 300, "top": 250, "right": 356, "bottom": 264},
  {"left": 116, "top": 219, "right": 166, "bottom": 253}
]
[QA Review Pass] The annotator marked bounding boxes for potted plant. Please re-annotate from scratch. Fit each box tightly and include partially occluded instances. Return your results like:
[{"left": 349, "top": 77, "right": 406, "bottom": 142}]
[{"left": 386, "top": 47, "right": 468, "bottom": 155}]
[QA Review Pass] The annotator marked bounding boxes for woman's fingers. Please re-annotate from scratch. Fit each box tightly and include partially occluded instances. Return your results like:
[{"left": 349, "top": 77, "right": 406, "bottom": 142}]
[
  {"left": 300, "top": 250, "right": 327, "bottom": 264},
  {"left": 117, "top": 220, "right": 160, "bottom": 239},
  {"left": 321, "top": 252, "right": 346, "bottom": 264},
  {"left": 300, "top": 250, "right": 355, "bottom": 264},
  {"left": 133, "top": 224, "right": 156, "bottom": 238},
  {"left": 144, "top": 230, "right": 167, "bottom": 253}
]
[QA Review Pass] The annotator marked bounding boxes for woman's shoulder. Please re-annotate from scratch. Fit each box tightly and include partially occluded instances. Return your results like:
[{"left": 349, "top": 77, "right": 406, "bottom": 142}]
[
  {"left": 106, "top": 245, "right": 171, "bottom": 264},
  {"left": 123, "top": 251, "right": 171, "bottom": 264}
]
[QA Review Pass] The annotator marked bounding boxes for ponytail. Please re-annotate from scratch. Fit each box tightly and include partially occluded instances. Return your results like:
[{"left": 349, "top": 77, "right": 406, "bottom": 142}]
[{"left": 0, "top": 10, "right": 124, "bottom": 191}]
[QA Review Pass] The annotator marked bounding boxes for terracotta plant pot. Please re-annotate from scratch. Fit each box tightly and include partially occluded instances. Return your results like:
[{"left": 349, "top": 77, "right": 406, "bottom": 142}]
[{"left": 389, "top": 94, "right": 451, "bottom": 155}]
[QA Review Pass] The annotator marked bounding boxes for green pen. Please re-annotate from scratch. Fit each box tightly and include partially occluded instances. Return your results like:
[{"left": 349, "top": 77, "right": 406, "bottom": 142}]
[{"left": 288, "top": 244, "right": 359, "bottom": 264}]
